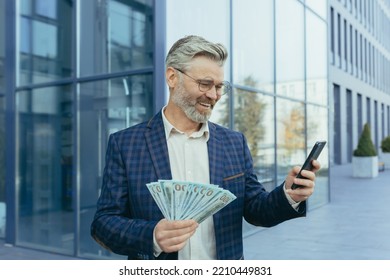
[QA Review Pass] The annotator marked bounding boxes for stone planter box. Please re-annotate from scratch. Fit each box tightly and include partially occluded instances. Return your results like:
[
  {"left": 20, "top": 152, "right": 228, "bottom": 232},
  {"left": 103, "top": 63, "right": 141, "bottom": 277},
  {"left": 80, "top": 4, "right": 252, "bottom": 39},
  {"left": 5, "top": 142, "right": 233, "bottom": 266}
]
[
  {"left": 381, "top": 152, "right": 390, "bottom": 170},
  {"left": 352, "top": 156, "right": 378, "bottom": 178}
]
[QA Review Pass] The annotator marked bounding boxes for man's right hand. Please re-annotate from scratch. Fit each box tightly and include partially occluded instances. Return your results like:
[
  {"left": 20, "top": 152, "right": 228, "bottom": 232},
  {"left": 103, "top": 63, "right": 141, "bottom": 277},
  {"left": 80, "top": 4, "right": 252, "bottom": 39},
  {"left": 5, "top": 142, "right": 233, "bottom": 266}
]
[{"left": 154, "top": 219, "right": 198, "bottom": 253}]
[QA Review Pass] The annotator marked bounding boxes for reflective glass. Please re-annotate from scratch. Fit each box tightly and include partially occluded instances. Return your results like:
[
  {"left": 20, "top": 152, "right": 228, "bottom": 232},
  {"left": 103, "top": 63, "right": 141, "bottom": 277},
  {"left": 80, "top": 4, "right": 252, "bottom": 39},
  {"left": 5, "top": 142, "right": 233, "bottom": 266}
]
[
  {"left": 276, "top": 98, "right": 305, "bottom": 185},
  {"left": 0, "top": 96, "right": 5, "bottom": 238},
  {"left": 79, "top": 0, "right": 154, "bottom": 76},
  {"left": 17, "top": 0, "right": 73, "bottom": 86},
  {"left": 276, "top": 0, "right": 305, "bottom": 100},
  {"left": 234, "top": 90, "right": 275, "bottom": 191},
  {"left": 232, "top": 0, "right": 274, "bottom": 93},
  {"left": 16, "top": 85, "right": 74, "bottom": 254},
  {"left": 0, "top": 0, "right": 4, "bottom": 92},
  {"left": 209, "top": 89, "right": 231, "bottom": 128},
  {"left": 78, "top": 74, "right": 153, "bottom": 258},
  {"left": 166, "top": 0, "right": 231, "bottom": 77},
  {"left": 306, "top": 11, "right": 328, "bottom": 105},
  {"left": 306, "top": 105, "right": 329, "bottom": 208}
]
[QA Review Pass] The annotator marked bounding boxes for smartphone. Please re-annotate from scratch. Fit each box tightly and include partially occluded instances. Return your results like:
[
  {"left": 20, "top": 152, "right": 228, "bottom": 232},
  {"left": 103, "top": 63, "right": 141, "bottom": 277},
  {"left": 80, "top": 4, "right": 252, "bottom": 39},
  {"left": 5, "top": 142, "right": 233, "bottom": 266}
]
[{"left": 291, "top": 141, "right": 327, "bottom": 190}]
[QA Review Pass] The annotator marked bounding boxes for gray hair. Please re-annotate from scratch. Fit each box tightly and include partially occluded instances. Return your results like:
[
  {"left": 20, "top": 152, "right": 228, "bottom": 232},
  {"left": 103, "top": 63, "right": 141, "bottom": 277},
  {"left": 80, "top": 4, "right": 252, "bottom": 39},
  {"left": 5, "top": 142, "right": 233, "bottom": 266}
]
[{"left": 165, "top": 35, "right": 228, "bottom": 71}]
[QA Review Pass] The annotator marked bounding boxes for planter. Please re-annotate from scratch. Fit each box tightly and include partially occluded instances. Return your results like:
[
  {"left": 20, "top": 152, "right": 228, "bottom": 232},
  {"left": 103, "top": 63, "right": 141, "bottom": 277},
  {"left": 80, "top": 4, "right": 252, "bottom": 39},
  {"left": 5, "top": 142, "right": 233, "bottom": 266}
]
[
  {"left": 352, "top": 156, "right": 378, "bottom": 178},
  {"left": 381, "top": 152, "right": 390, "bottom": 170}
]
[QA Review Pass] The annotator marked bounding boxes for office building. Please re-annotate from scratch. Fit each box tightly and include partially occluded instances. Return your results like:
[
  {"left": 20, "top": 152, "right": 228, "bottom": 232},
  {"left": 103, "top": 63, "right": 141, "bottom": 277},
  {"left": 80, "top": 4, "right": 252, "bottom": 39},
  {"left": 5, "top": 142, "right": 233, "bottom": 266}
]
[{"left": 329, "top": 0, "right": 390, "bottom": 164}]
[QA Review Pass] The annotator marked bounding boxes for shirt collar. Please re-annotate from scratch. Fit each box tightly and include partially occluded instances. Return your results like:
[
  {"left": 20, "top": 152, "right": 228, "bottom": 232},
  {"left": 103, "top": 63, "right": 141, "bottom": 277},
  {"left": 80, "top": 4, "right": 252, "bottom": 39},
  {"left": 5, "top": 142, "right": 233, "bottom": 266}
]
[{"left": 161, "top": 106, "right": 210, "bottom": 141}]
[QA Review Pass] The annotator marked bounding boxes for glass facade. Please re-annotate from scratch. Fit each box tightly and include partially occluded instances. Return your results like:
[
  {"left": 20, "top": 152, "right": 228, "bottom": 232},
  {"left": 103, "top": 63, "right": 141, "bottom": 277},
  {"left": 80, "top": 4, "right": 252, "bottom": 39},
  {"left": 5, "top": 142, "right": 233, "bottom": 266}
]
[
  {"left": 17, "top": 0, "right": 73, "bottom": 86},
  {"left": 78, "top": 75, "right": 152, "bottom": 258},
  {"left": 79, "top": 0, "right": 154, "bottom": 77},
  {"left": 1, "top": 0, "right": 330, "bottom": 258},
  {"left": 0, "top": 96, "right": 4, "bottom": 239},
  {"left": 16, "top": 86, "right": 74, "bottom": 253},
  {"left": 5, "top": 0, "right": 156, "bottom": 258},
  {"left": 0, "top": 0, "right": 4, "bottom": 92},
  {"left": 0, "top": 0, "right": 5, "bottom": 239},
  {"left": 166, "top": 0, "right": 329, "bottom": 236}
]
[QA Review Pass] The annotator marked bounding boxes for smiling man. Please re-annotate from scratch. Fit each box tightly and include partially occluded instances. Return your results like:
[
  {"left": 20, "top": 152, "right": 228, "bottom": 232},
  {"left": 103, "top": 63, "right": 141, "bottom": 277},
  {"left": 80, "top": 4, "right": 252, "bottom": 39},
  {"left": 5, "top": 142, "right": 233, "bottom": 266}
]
[{"left": 90, "top": 35, "right": 321, "bottom": 260}]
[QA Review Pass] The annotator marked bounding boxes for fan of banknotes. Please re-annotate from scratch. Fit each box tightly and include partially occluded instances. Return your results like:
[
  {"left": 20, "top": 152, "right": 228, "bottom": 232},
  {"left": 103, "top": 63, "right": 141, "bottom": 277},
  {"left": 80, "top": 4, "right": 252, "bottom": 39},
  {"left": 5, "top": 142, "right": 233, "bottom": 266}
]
[{"left": 146, "top": 180, "right": 237, "bottom": 223}]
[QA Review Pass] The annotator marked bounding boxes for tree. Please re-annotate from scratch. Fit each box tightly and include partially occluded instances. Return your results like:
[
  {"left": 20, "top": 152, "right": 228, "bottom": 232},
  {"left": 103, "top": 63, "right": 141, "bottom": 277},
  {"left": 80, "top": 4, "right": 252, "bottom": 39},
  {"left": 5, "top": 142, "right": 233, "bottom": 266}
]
[
  {"left": 218, "top": 76, "right": 267, "bottom": 157},
  {"left": 280, "top": 103, "right": 305, "bottom": 158},
  {"left": 354, "top": 123, "right": 377, "bottom": 156}
]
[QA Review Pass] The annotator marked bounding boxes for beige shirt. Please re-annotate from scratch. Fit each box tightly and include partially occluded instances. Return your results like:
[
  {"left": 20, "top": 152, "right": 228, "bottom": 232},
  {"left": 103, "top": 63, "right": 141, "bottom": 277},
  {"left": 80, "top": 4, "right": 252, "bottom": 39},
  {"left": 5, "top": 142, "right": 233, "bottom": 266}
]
[{"left": 161, "top": 108, "right": 216, "bottom": 259}]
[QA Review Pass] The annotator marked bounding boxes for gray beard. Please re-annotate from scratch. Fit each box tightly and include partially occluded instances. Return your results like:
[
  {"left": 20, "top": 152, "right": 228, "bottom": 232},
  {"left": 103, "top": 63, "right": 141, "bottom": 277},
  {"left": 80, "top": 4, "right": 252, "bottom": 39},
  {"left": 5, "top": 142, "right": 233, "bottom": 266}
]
[{"left": 171, "top": 84, "right": 212, "bottom": 123}]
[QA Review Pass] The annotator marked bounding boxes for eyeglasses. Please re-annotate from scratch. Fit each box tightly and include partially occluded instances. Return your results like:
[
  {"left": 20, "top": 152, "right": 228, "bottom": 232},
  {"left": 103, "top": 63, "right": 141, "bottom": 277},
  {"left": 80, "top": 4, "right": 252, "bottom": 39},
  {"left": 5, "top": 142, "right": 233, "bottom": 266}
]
[{"left": 174, "top": 68, "right": 231, "bottom": 96}]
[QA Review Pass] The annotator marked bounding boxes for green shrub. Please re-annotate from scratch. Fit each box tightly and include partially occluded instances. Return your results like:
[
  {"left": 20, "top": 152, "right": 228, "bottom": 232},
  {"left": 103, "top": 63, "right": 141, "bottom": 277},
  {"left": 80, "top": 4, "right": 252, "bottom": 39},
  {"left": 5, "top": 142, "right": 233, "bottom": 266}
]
[
  {"left": 353, "top": 123, "right": 377, "bottom": 157},
  {"left": 381, "top": 136, "right": 390, "bottom": 153}
]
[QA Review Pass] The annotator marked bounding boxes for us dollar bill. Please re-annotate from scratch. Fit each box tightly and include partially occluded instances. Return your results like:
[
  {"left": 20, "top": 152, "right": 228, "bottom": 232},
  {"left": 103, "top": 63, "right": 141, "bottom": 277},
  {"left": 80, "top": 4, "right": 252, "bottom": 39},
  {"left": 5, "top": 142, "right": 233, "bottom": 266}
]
[{"left": 146, "top": 180, "right": 237, "bottom": 222}]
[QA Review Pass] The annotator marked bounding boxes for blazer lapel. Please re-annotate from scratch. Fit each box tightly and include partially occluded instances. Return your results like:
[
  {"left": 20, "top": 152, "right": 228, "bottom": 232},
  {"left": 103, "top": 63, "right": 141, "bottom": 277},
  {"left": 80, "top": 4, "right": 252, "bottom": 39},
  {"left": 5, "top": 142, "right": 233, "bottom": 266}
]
[
  {"left": 207, "top": 122, "right": 224, "bottom": 187},
  {"left": 144, "top": 111, "right": 172, "bottom": 180},
  {"left": 208, "top": 122, "right": 226, "bottom": 259}
]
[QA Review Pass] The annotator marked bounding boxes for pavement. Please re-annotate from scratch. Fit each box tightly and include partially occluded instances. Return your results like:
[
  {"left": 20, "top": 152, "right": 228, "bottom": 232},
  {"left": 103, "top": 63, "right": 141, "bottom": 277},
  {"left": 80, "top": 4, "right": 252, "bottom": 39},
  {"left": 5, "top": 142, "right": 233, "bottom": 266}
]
[
  {"left": 244, "top": 163, "right": 390, "bottom": 260},
  {"left": 1, "top": 163, "right": 390, "bottom": 260}
]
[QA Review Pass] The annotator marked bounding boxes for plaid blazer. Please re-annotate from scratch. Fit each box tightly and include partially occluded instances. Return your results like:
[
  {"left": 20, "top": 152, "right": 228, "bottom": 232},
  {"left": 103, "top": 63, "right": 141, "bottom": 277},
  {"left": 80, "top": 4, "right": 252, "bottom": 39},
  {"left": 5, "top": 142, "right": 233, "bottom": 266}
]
[{"left": 91, "top": 110, "right": 306, "bottom": 260}]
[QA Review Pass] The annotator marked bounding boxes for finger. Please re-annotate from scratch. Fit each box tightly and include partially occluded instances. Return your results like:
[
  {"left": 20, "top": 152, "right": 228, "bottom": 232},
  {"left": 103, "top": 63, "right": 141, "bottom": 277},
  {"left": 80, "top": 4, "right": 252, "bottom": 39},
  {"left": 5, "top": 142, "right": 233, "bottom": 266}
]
[
  {"left": 290, "top": 166, "right": 302, "bottom": 176},
  {"left": 311, "top": 160, "right": 321, "bottom": 172},
  {"left": 156, "top": 219, "right": 198, "bottom": 231},
  {"left": 299, "top": 169, "right": 316, "bottom": 181},
  {"left": 293, "top": 176, "right": 315, "bottom": 189}
]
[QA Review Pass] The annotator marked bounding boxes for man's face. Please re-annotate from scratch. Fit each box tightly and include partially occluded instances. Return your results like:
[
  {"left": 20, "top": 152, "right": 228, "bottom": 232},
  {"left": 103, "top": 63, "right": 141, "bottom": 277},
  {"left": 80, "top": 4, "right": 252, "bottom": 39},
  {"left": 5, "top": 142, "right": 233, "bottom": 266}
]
[{"left": 171, "top": 57, "right": 225, "bottom": 123}]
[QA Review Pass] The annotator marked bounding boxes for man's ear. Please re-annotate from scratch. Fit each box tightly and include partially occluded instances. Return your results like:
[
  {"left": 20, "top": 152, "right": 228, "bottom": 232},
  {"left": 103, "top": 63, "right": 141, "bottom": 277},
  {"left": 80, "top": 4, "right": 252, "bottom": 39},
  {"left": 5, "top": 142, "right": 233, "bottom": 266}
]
[{"left": 166, "top": 67, "right": 178, "bottom": 88}]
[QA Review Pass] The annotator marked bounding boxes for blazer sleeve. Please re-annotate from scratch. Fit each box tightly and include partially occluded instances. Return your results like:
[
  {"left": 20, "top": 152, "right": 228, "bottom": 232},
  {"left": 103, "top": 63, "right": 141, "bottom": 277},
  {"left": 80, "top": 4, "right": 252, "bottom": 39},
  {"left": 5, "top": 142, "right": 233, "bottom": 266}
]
[
  {"left": 90, "top": 133, "right": 157, "bottom": 259},
  {"left": 240, "top": 133, "right": 306, "bottom": 227}
]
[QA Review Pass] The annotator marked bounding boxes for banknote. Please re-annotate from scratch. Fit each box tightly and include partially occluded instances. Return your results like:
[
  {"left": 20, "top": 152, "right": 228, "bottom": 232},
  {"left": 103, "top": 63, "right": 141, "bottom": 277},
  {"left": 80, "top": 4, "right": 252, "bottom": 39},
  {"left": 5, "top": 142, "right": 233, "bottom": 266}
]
[{"left": 146, "top": 180, "right": 237, "bottom": 223}]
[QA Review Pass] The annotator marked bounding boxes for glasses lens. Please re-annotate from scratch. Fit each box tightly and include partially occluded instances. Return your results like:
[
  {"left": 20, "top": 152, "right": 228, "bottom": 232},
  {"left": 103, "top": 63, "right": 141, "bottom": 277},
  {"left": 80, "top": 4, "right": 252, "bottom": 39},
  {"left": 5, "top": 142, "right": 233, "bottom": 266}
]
[{"left": 222, "top": 82, "right": 231, "bottom": 95}]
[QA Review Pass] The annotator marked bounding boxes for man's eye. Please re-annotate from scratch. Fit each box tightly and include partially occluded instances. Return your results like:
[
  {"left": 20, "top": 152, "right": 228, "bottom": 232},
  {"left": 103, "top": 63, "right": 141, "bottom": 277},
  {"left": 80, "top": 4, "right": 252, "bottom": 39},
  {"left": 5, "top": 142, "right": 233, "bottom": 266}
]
[{"left": 199, "top": 80, "right": 214, "bottom": 86}]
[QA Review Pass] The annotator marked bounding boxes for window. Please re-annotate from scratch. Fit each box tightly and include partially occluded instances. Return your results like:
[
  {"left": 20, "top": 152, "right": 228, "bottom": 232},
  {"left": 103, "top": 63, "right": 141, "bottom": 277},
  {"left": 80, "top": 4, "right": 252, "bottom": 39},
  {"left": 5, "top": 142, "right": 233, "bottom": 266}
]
[
  {"left": 306, "top": 10, "right": 327, "bottom": 105},
  {"left": 78, "top": 74, "right": 153, "bottom": 258},
  {"left": 79, "top": 0, "right": 154, "bottom": 76},
  {"left": 344, "top": 19, "right": 348, "bottom": 70},
  {"left": 350, "top": 24, "right": 353, "bottom": 73},
  {"left": 346, "top": 89, "right": 353, "bottom": 162},
  {"left": 232, "top": 0, "right": 274, "bottom": 93},
  {"left": 17, "top": 0, "right": 73, "bottom": 86},
  {"left": 276, "top": 0, "right": 305, "bottom": 99},
  {"left": 333, "top": 84, "right": 341, "bottom": 164},
  {"left": 0, "top": 0, "right": 4, "bottom": 92},
  {"left": 330, "top": 7, "right": 335, "bottom": 62},
  {"left": 16, "top": 85, "right": 74, "bottom": 252},
  {"left": 357, "top": 93, "right": 363, "bottom": 137},
  {"left": 0, "top": 96, "right": 5, "bottom": 238}
]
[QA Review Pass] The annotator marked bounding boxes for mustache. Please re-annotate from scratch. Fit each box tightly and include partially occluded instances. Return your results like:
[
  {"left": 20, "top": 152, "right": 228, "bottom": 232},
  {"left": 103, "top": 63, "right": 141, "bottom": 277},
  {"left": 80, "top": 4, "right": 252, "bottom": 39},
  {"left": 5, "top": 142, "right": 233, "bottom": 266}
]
[{"left": 197, "top": 97, "right": 216, "bottom": 107}]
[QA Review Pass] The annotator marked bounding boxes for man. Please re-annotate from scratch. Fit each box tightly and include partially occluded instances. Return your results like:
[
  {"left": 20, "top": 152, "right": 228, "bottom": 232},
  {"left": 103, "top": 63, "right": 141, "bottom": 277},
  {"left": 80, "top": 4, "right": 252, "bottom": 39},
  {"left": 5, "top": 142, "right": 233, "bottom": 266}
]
[{"left": 90, "top": 35, "right": 320, "bottom": 260}]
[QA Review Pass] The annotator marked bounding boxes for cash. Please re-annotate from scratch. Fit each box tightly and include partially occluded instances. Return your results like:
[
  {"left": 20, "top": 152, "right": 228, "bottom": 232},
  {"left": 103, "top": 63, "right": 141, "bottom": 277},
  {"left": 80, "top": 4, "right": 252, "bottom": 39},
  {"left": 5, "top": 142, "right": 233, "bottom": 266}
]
[{"left": 146, "top": 180, "right": 237, "bottom": 223}]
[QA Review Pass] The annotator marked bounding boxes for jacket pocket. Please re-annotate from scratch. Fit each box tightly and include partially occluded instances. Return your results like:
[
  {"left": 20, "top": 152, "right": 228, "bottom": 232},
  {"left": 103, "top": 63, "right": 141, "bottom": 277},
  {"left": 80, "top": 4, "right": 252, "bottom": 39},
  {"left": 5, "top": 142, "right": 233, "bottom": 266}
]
[{"left": 223, "top": 172, "right": 244, "bottom": 182}]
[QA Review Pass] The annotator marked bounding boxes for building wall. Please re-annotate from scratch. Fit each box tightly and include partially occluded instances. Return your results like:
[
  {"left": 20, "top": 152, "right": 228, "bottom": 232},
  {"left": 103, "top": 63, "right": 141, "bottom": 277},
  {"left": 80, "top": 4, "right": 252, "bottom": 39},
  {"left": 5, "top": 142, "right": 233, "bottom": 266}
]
[{"left": 329, "top": 0, "right": 390, "bottom": 164}]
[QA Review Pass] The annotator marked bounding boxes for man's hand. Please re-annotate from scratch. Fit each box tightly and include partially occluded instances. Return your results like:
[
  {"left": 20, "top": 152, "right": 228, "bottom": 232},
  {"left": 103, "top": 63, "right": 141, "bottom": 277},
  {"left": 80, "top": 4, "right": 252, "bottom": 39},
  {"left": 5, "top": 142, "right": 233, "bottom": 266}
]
[
  {"left": 285, "top": 160, "right": 321, "bottom": 202},
  {"left": 154, "top": 219, "right": 198, "bottom": 253}
]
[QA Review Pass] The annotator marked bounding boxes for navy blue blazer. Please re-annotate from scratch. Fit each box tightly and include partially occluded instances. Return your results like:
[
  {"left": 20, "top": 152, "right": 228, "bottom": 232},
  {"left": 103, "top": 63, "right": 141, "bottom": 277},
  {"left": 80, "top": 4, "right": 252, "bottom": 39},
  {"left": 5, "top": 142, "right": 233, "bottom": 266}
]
[{"left": 91, "top": 111, "right": 306, "bottom": 260}]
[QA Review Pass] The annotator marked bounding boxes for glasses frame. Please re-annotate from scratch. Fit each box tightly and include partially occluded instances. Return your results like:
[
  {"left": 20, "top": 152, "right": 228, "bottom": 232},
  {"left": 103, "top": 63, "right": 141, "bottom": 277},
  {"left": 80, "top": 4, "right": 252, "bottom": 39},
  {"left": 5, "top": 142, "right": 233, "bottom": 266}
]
[{"left": 174, "top": 68, "right": 231, "bottom": 96}]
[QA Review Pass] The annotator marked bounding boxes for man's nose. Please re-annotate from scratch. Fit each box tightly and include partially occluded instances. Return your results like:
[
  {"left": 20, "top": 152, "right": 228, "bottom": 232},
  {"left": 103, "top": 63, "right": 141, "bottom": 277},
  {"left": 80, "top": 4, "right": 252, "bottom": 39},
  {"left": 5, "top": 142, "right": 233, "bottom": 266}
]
[{"left": 205, "top": 86, "right": 218, "bottom": 100}]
